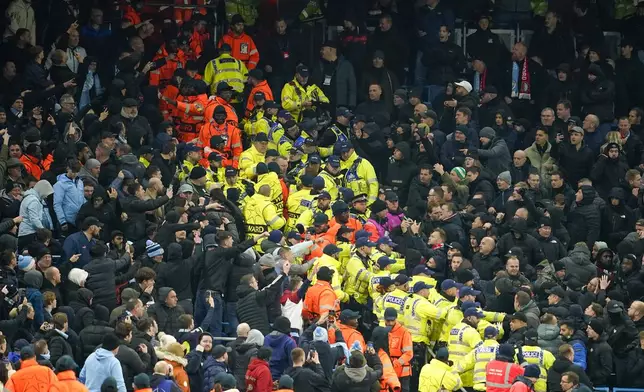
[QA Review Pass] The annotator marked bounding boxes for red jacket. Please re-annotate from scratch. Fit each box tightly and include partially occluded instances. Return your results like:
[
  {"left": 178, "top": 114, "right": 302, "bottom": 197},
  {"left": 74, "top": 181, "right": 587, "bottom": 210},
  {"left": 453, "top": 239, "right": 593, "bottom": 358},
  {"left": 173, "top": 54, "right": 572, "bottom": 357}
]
[
  {"left": 509, "top": 378, "right": 534, "bottom": 392},
  {"left": 245, "top": 358, "right": 272, "bottom": 392},
  {"left": 486, "top": 360, "right": 525, "bottom": 392}
]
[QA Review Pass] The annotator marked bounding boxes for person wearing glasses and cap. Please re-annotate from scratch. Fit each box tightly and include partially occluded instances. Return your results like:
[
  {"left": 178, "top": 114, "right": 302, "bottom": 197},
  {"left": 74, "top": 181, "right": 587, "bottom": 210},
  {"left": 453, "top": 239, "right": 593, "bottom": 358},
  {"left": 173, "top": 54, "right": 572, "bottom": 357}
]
[{"left": 281, "top": 64, "right": 329, "bottom": 121}]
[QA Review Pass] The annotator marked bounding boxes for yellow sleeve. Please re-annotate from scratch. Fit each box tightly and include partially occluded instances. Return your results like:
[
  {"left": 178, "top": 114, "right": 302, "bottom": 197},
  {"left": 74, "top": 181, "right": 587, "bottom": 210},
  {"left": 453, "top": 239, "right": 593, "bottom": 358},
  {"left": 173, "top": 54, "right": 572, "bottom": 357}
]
[
  {"left": 263, "top": 204, "right": 285, "bottom": 230},
  {"left": 203, "top": 60, "right": 214, "bottom": 86},
  {"left": 390, "top": 257, "right": 406, "bottom": 273},
  {"left": 544, "top": 350, "right": 556, "bottom": 369},
  {"left": 359, "top": 160, "right": 379, "bottom": 203},
  {"left": 281, "top": 84, "right": 300, "bottom": 112},
  {"left": 446, "top": 371, "right": 464, "bottom": 391},
  {"left": 483, "top": 310, "right": 506, "bottom": 323},
  {"left": 332, "top": 272, "right": 349, "bottom": 303},
  {"left": 278, "top": 139, "right": 292, "bottom": 158},
  {"left": 440, "top": 309, "right": 460, "bottom": 342},
  {"left": 465, "top": 328, "right": 483, "bottom": 349},
  {"left": 453, "top": 349, "right": 475, "bottom": 373},
  {"left": 417, "top": 300, "right": 447, "bottom": 321},
  {"left": 313, "top": 85, "right": 330, "bottom": 103},
  {"left": 254, "top": 118, "right": 269, "bottom": 136},
  {"left": 296, "top": 209, "right": 314, "bottom": 228}
]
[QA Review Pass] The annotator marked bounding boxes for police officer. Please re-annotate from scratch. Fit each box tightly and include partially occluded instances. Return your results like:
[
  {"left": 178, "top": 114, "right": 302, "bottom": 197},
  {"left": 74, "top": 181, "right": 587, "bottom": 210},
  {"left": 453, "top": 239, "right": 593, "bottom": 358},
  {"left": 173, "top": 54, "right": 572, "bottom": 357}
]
[
  {"left": 281, "top": 64, "right": 329, "bottom": 121},
  {"left": 204, "top": 43, "right": 248, "bottom": 96},
  {"left": 318, "top": 155, "right": 344, "bottom": 200},
  {"left": 350, "top": 193, "right": 370, "bottom": 225},
  {"left": 454, "top": 326, "right": 503, "bottom": 391},
  {"left": 404, "top": 281, "right": 446, "bottom": 392},
  {"left": 320, "top": 107, "right": 353, "bottom": 155},
  {"left": 338, "top": 141, "right": 378, "bottom": 204},
  {"left": 516, "top": 330, "right": 555, "bottom": 392},
  {"left": 448, "top": 307, "right": 484, "bottom": 389},
  {"left": 381, "top": 274, "right": 412, "bottom": 320}
]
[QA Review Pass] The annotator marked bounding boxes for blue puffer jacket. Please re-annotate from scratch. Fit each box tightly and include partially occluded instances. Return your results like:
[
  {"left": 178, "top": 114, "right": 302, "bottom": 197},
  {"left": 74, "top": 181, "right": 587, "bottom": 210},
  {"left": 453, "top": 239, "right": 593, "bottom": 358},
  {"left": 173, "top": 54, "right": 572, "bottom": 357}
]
[
  {"left": 18, "top": 183, "right": 53, "bottom": 237},
  {"left": 202, "top": 357, "right": 229, "bottom": 392},
  {"left": 53, "top": 173, "right": 86, "bottom": 226},
  {"left": 264, "top": 331, "right": 296, "bottom": 380}
]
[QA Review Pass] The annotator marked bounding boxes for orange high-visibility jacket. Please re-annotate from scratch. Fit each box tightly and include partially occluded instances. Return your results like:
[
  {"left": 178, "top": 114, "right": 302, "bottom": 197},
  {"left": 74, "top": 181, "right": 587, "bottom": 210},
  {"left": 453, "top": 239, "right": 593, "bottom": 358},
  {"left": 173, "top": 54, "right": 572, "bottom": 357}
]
[
  {"left": 149, "top": 46, "right": 186, "bottom": 87},
  {"left": 204, "top": 97, "right": 239, "bottom": 127},
  {"left": 303, "top": 280, "right": 338, "bottom": 320},
  {"left": 245, "top": 80, "right": 274, "bottom": 116},
  {"left": 173, "top": 0, "right": 206, "bottom": 26},
  {"left": 328, "top": 323, "right": 366, "bottom": 352},
  {"left": 218, "top": 30, "right": 259, "bottom": 70},
  {"left": 378, "top": 350, "right": 402, "bottom": 392},
  {"left": 174, "top": 94, "right": 208, "bottom": 143},
  {"left": 199, "top": 121, "right": 242, "bottom": 168},
  {"left": 160, "top": 84, "right": 180, "bottom": 120},
  {"left": 388, "top": 322, "right": 413, "bottom": 378}
]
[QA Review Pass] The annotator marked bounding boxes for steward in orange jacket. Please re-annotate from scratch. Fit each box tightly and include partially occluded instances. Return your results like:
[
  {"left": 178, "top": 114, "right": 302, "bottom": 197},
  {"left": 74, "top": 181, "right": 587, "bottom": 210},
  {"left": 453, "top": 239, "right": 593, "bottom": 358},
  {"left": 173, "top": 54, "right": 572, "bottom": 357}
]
[
  {"left": 20, "top": 148, "right": 50, "bottom": 180},
  {"left": 246, "top": 70, "right": 274, "bottom": 116},
  {"left": 6, "top": 357, "right": 64, "bottom": 392},
  {"left": 149, "top": 40, "right": 187, "bottom": 88},
  {"left": 204, "top": 83, "right": 239, "bottom": 126},
  {"left": 328, "top": 310, "right": 366, "bottom": 351},
  {"left": 303, "top": 267, "right": 339, "bottom": 320},
  {"left": 161, "top": 79, "right": 208, "bottom": 143},
  {"left": 326, "top": 201, "right": 363, "bottom": 244},
  {"left": 372, "top": 326, "right": 401, "bottom": 392},
  {"left": 173, "top": 0, "right": 207, "bottom": 26},
  {"left": 384, "top": 309, "right": 413, "bottom": 379},
  {"left": 199, "top": 105, "right": 242, "bottom": 168},
  {"left": 218, "top": 14, "right": 259, "bottom": 70},
  {"left": 57, "top": 369, "right": 89, "bottom": 392},
  {"left": 159, "top": 71, "right": 183, "bottom": 121}
]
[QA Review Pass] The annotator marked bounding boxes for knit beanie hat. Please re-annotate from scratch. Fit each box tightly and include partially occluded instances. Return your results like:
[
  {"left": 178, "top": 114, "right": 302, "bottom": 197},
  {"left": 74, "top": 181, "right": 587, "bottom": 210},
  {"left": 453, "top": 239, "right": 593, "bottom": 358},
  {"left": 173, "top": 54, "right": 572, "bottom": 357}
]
[
  {"left": 524, "top": 364, "right": 541, "bottom": 378},
  {"left": 279, "top": 375, "right": 294, "bottom": 389},
  {"left": 133, "top": 373, "right": 150, "bottom": 389},
  {"left": 588, "top": 319, "right": 604, "bottom": 335},
  {"left": 146, "top": 239, "right": 164, "bottom": 258},
  {"left": 273, "top": 316, "right": 291, "bottom": 335},
  {"left": 17, "top": 255, "right": 35, "bottom": 271},
  {"left": 189, "top": 166, "right": 207, "bottom": 180},
  {"left": 497, "top": 171, "right": 512, "bottom": 185},
  {"left": 451, "top": 167, "right": 466, "bottom": 180},
  {"left": 313, "top": 327, "right": 329, "bottom": 342},
  {"left": 101, "top": 377, "right": 118, "bottom": 392}
]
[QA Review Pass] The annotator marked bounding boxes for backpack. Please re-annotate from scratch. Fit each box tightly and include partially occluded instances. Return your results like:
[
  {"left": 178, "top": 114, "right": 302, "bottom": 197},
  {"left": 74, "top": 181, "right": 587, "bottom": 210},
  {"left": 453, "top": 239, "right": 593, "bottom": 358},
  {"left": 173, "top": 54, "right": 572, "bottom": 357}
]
[{"left": 153, "top": 379, "right": 175, "bottom": 392}]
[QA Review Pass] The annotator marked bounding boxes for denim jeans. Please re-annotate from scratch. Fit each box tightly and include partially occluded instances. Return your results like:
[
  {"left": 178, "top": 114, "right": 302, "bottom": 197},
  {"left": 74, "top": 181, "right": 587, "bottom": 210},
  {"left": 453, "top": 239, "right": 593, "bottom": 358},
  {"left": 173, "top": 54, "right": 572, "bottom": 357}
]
[
  {"left": 194, "top": 289, "right": 224, "bottom": 337},
  {"left": 224, "top": 301, "right": 239, "bottom": 336}
]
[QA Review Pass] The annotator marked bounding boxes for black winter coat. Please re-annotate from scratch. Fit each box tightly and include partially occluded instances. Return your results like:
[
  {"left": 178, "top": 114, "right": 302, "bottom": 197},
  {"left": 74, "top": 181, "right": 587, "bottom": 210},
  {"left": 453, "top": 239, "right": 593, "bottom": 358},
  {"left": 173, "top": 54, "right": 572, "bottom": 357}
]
[
  {"left": 468, "top": 176, "right": 496, "bottom": 206},
  {"left": 330, "top": 351, "right": 382, "bottom": 392},
  {"left": 148, "top": 301, "right": 185, "bottom": 336},
  {"left": 590, "top": 155, "right": 629, "bottom": 199},
  {"left": 407, "top": 176, "right": 436, "bottom": 211},
  {"left": 546, "top": 357, "right": 593, "bottom": 392},
  {"left": 157, "top": 242, "right": 202, "bottom": 301},
  {"left": 201, "top": 236, "right": 256, "bottom": 293},
  {"left": 236, "top": 273, "right": 287, "bottom": 335},
  {"left": 83, "top": 254, "right": 134, "bottom": 310},
  {"left": 285, "top": 364, "right": 331, "bottom": 392},
  {"left": 553, "top": 142, "right": 595, "bottom": 187},
  {"left": 116, "top": 342, "right": 151, "bottom": 391},
  {"left": 232, "top": 342, "right": 259, "bottom": 391},
  {"left": 579, "top": 65, "right": 615, "bottom": 123},
  {"left": 567, "top": 187, "right": 601, "bottom": 250},
  {"left": 422, "top": 41, "right": 466, "bottom": 86},
  {"left": 225, "top": 251, "right": 256, "bottom": 302},
  {"left": 385, "top": 142, "right": 417, "bottom": 207},
  {"left": 79, "top": 325, "right": 114, "bottom": 361},
  {"left": 120, "top": 194, "right": 170, "bottom": 241},
  {"left": 535, "top": 234, "right": 567, "bottom": 264},
  {"left": 477, "top": 137, "right": 511, "bottom": 176},
  {"left": 150, "top": 153, "right": 178, "bottom": 188},
  {"left": 587, "top": 335, "right": 613, "bottom": 386},
  {"left": 45, "top": 329, "right": 74, "bottom": 366},
  {"left": 471, "top": 251, "right": 503, "bottom": 281}
]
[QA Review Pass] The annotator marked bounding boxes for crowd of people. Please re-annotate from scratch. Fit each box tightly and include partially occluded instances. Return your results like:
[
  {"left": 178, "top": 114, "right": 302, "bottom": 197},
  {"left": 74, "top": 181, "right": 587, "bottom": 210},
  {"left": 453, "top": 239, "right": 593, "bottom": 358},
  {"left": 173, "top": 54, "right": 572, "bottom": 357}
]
[{"left": 1, "top": 0, "right": 644, "bottom": 392}]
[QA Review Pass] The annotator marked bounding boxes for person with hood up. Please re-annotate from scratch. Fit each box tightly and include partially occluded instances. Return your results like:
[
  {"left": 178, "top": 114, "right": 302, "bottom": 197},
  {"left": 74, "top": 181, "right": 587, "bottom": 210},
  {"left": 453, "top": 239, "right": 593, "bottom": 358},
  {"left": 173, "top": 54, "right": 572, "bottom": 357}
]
[
  {"left": 79, "top": 334, "right": 126, "bottom": 392},
  {"left": 601, "top": 187, "right": 635, "bottom": 250},
  {"left": 585, "top": 320, "right": 612, "bottom": 386},
  {"left": 232, "top": 329, "right": 264, "bottom": 391},
  {"left": 17, "top": 179, "right": 53, "bottom": 249},
  {"left": 352, "top": 121, "right": 389, "bottom": 180},
  {"left": 53, "top": 159, "right": 86, "bottom": 232},
  {"left": 75, "top": 190, "right": 119, "bottom": 243},
  {"left": 263, "top": 316, "right": 297, "bottom": 380},
  {"left": 245, "top": 346, "right": 273, "bottom": 392},
  {"left": 148, "top": 288, "right": 185, "bottom": 336},
  {"left": 440, "top": 126, "right": 475, "bottom": 171},
  {"left": 498, "top": 219, "right": 545, "bottom": 270},
  {"left": 84, "top": 241, "right": 135, "bottom": 311},
  {"left": 157, "top": 241, "right": 201, "bottom": 314},
  {"left": 120, "top": 181, "right": 172, "bottom": 242},
  {"left": 331, "top": 348, "right": 383, "bottom": 392},
  {"left": 566, "top": 186, "right": 600, "bottom": 251},
  {"left": 55, "top": 355, "right": 88, "bottom": 392},
  {"left": 557, "top": 242, "right": 595, "bottom": 291},
  {"left": 24, "top": 269, "right": 44, "bottom": 327},
  {"left": 590, "top": 143, "right": 630, "bottom": 199},
  {"left": 385, "top": 141, "right": 417, "bottom": 208},
  {"left": 474, "top": 127, "right": 511, "bottom": 176},
  {"left": 69, "top": 288, "right": 106, "bottom": 332},
  {"left": 510, "top": 364, "right": 541, "bottom": 392},
  {"left": 579, "top": 64, "right": 615, "bottom": 124}
]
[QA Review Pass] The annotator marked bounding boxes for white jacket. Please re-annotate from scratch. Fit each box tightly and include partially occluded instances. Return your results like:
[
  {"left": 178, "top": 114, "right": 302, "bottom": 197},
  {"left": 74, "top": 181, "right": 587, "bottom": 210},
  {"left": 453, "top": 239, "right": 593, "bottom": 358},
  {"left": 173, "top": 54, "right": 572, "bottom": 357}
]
[{"left": 4, "top": 0, "right": 36, "bottom": 45}]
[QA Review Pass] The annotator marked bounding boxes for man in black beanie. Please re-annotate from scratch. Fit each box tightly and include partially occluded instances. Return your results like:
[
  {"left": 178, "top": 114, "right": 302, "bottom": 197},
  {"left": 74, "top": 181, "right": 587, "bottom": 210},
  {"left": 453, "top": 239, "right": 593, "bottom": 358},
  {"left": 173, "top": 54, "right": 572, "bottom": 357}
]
[
  {"left": 586, "top": 319, "right": 613, "bottom": 386},
  {"left": 264, "top": 316, "right": 297, "bottom": 380}
]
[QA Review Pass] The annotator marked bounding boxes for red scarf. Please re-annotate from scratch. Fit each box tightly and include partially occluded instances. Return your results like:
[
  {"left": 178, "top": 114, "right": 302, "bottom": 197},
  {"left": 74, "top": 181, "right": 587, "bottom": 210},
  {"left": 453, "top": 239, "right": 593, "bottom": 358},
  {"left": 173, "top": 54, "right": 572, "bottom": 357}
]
[
  {"left": 479, "top": 69, "right": 487, "bottom": 92},
  {"left": 519, "top": 59, "right": 531, "bottom": 100}
]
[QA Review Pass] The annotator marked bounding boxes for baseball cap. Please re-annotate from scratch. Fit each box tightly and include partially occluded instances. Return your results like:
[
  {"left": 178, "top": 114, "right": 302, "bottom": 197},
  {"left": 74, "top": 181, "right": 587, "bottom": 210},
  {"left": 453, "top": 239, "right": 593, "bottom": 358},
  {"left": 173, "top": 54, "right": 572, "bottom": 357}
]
[
  {"left": 607, "top": 301, "right": 623, "bottom": 313},
  {"left": 184, "top": 144, "right": 200, "bottom": 153},
  {"left": 7, "top": 158, "right": 23, "bottom": 169},
  {"left": 464, "top": 308, "right": 484, "bottom": 318},
  {"left": 254, "top": 133, "right": 269, "bottom": 142},
  {"left": 355, "top": 237, "right": 376, "bottom": 248},
  {"left": 296, "top": 65, "right": 309, "bottom": 77},
  {"left": 510, "top": 312, "right": 528, "bottom": 323},
  {"left": 376, "top": 236, "right": 396, "bottom": 247},
  {"left": 384, "top": 191, "right": 399, "bottom": 202},
  {"left": 264, "top": 100, "right": 279, "bottom": 109},
  {"left": 376, "top": 256, "right": 396, "bottom": 269},
  {"left": 327, "top": 155, "right": 341, "bottom": 168},
  {"left": 313, "top": 213, "right": 329, "bottom": 226},
  {"left": 412, "top": 265, "right": 435, "bottom": 276},
  {"left": 212, "top": 345, "right": 232, "bottom": 358},
  {"left": 287, "top": 231, "right": 302, "bottom": 240},
  {"left": 317, "top": 191, "right": 331, "bottom": 200},
  {"left": 440, "top": 279, "right": 463, "bottom": 291},
  {"left": 546, "top": 286, "right": 566, "bottom": 298},
  {"left": 454, "top": 80, "right": 473, "bottom": 93},
  {"left": 394, "top": 274, "right": 411, "bottom": 285},
  {"left": 337, "top": 141, "right": 352, "bottom": 153},
  {"left": 82, "top": 217, "right": 104, "bottom": 228},
  {"left": 323, "top": 244, "right": 341, "bottom": 255},
  {"left": 459, "top": 286, "right": 481, "bottom": 298},
  {"left": 352, "top": 193, "right": 368, "bottom": 204},
  {"left": 337, "top": 225, "right": 355, "bottom": 236},
  {"left": 337, "top": 107, "right": 354, "bottom": 118},
  {"left": 570, "top": 126, "right": 584, "bottom": 136},
  {"left": 378, "top": 276, "right": 395, "bottom": 288},
  {"left": 225, "top": 167, "right": 238, "bottom": 177},
  {"left": 484, "top": 326, "right": 498, "bottom": 338},
  {"left": 177, "top": 184, "right": 194, "bottom": 194},
  {"left": 384, "top": 308, "right": 398, "bottom": 321},
  {"left": 413, "top": 281, "right": 434, "bottom": 292},
  {"left": 339, "top": 309, "right": 361, "bottom": 322}
]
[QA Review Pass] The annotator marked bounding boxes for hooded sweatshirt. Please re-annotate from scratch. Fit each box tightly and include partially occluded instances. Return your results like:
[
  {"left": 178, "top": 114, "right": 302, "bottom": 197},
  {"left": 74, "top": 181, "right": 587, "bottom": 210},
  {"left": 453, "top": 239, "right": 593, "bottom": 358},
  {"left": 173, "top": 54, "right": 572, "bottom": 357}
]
[
  {"left": 385, "top": 141, "right": 417, "bottom": 207},
  {"left": 18, "top": 180, "right": 54, "bottom": 236},
  {"left": 560, "top": 244, "right": 597, "bottom": 290},
  {"left": 264, "top": 330, "right": 297, "bottom": 380},
  {"left": 80, "top": 348, "right": 127, "bottom": 392}
]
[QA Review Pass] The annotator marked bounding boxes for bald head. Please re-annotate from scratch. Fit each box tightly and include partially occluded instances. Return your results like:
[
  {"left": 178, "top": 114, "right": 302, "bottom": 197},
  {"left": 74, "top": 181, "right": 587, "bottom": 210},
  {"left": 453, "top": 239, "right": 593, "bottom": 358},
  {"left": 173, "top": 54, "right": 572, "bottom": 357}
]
[
  {"left": 237, "top": 323, "right": 250, "bottom": 337},
  {"left": 513, "top": 150, "right": 527, "bottom": 166},
  {"left": 480, "top": 237, "right": 496, "bottom": 255},
  {"left": 414, "top": 103, "right": 428, "bottom": 116},
  {"left": 154, "top": 361, "right": 171, "bottom": 375},
  {"left": 258, "top": 184, "right": 271, "bottom": 196}
]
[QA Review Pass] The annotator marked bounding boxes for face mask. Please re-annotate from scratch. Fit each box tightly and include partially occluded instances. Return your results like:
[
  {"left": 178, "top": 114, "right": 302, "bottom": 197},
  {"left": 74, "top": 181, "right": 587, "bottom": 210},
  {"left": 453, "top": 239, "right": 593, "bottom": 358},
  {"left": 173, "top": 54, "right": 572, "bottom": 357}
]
[{"left": 41, "top": 353, "right": 50, "bottom": 360}]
